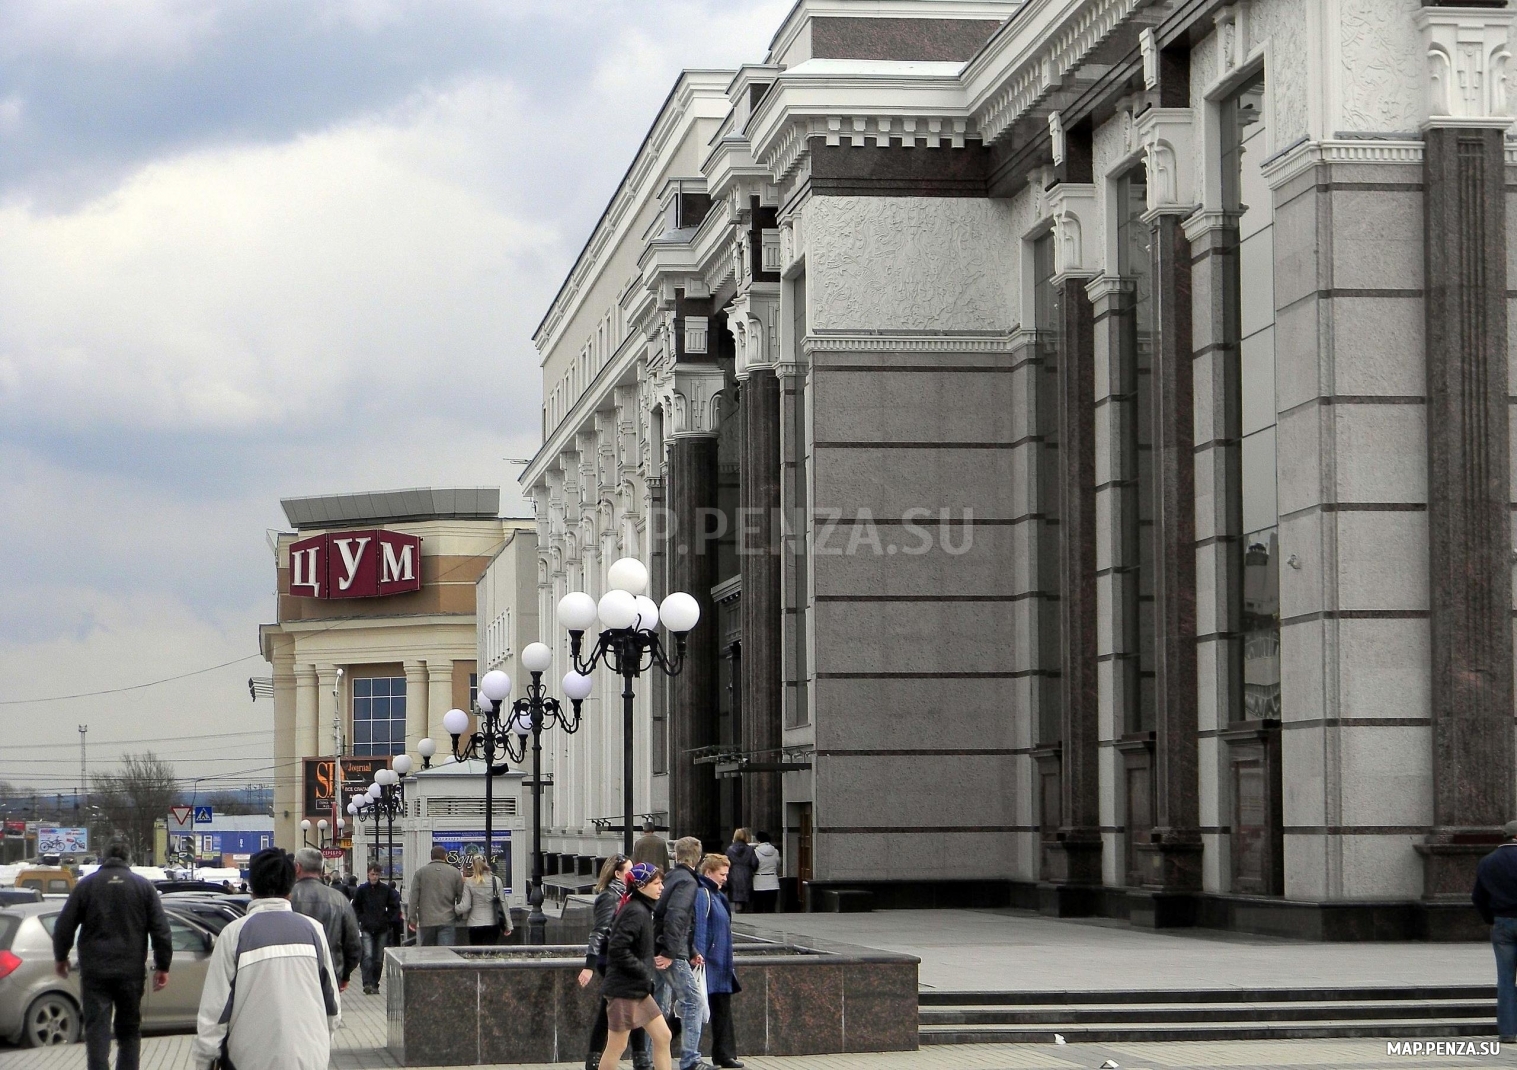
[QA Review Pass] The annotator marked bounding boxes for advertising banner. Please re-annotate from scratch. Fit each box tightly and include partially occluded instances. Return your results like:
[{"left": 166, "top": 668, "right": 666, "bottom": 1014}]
[
  {"left": 2, "top": 821, "right": 24, "bottom": 838},
  {"left": 36, "top": 827, "right": 88, "bottom": 854},
  {"left": 304, "top": 756, "right": 389, "bottom": 818},
  {"left": 430, "top": 830, "right": 511, "bottom": 891}
]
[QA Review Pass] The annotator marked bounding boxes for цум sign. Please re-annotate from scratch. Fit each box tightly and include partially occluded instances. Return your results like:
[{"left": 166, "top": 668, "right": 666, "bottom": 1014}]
[{"left": 289, "top": 530, "right": 421, "bottom": 599}]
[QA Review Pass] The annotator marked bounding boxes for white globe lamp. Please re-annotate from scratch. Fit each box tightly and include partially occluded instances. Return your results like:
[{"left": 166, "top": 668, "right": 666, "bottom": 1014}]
[
  {"left": 598, "top": 589, "right": 638, "bottom": 630},
  {"left": 521, "top": 642, "right": 553, "bottom": 673},
  {"left": 607, "top": 557, "right": 649, "bottom": 595},
  {"left": 480, "top": 670, "right": 512, "bottom": 702},
  {"left": 558, "top": 591, "right": 598, "bottom": 631},
  {"left": 632, "top": 595, "right": 659, "bottom": 631},
  {"left": 563, "top": 671, "right": 594, "bottom": 702},
  {"left": 393, "top": 754, "right": 413, "bottom": 776},
  {"left": 660, "top": 592, "right": 701, "bottom": 634},
  {"left": 442, "top": 708, "right": 470, "bottom": 736}
]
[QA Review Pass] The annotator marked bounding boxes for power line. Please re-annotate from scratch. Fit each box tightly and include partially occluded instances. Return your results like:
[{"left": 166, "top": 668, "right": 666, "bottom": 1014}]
[
  {"left": 0, "top": 653, "right": 263, "bottom": 706},
  {"left": 1, "top": 729, "right": 273, "bottom": 752}
]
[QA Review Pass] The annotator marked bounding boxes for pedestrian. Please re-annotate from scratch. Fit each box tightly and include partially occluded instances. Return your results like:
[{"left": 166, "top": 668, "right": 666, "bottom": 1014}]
[
  {"left": 633, "top": 820, "right": 670, "bottom": 872},
  {"left": 52, "top": 839, "right": 172, "bottom": 1070},
  {"left": 459, "top": 855, "right": 513, "bottom": 945},
  {"left": 694, "top": 854, "right": 742, "bottom": 1068},
  {"left": 599, "top": 863, "right": 675, "bottom": 1070},
  {"left": 750, "top": 832, "right": 781, "bottom": 913},
  {"left": 654, "top": 836, "right": 710, "bottom": 1070},
  {"left": 723, "top": 829, "right": 756, "bottom": 914},
  {"left": 352, "top": 863, "right": 402, "bottom": 994},
  {"left": 1473, "top": 819, "right": 1517, "bottom": 1040},
  {"left": 290, "top": 847, "right": 362, "bottom": 990},
  {"left": 192, "top": 848, "right": 339, "bottom": 1070},
  {"left": 408, "top": 845, "right": 465, "bottom": 945},
  {"left": 339, "top": 874, "right": 357, "bottom": 901},
  {"left": 579, "top": 856, "right": 653, "bottom": 1070}
]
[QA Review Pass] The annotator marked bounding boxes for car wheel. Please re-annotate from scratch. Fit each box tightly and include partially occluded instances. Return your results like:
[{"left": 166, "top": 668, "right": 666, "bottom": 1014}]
[{"left": 22, "top": 993, "right": 80, "bottom": 1047}]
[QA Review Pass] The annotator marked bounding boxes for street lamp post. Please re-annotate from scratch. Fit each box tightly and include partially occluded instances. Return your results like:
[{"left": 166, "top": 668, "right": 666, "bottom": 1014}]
[
  {"left": 358, "top": 755, "right": 411, "bottom": 886},
  {"left": 558, "top": 556, "right": 701, "bottom": 854},
  {"left": 478, "top": 645, "right": 592, "bottom": 942}
]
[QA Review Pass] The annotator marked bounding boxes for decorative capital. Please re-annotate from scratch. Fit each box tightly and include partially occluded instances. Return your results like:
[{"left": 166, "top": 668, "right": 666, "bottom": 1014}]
[
  {"left": 650, "top": 361, "right": 726, "bottom": 439},
  {"left": 1140, "top": 28, "right": 1159, "bottom": 90},
  {"left": 1045, "top": 183, "right": 1100, "bottom": 281},
  {"left": 724, "top": 285, "right": 781, "bottom": 380},
  {"left": 1418, "top": 6, "right": 1516, "bottom": 127},
  {"left": 1135, "top": 107, "right": 1198, "bottom": 216},
  {"left": 1048, "top": 110, "right": 1066, "bottom": 166}
]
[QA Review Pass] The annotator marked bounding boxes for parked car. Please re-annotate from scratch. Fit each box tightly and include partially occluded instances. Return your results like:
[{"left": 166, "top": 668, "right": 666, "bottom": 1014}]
[
  {"left": 152, "top": 880, "right": 231, "bottom": 895},
  {"left": 0, "top": 902, "right": 217, "bottom": 1047},
  {"left": 0, "top": 890, "right": 42, "bottom": 907},
  {"left": 161, "top": 896, "right": 242, "bottom": 935},
  {"left": 11, "top": 868, "right": 74, "bottom": 897}
]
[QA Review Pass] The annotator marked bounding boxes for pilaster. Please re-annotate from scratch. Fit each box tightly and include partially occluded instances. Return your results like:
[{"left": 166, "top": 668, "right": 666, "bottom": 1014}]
[
  {"left": 739, "top": 368, "right": 783, "bottom": 835},
  {"left": 315, "top": 665, "right": 339, "bottom": 759},
  {"left": 404, "top": 661, "right": 429, "bottom": 757}
]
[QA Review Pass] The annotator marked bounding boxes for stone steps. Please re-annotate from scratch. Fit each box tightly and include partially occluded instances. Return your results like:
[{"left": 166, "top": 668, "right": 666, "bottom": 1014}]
[{"left": 917, "top": 986, "right": 1498, "bottom": 1044}]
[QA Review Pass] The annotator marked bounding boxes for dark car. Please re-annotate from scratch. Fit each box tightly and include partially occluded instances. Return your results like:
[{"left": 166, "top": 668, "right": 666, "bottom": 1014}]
[
  {"left": 0, "top": 890, "right": 43, "bottom": 907},
  {"left": 161, "top": 897, "right": 242, "bottom": 935},
  {"left": 152, "top": 880, "right": 232, "bottom": 895}
]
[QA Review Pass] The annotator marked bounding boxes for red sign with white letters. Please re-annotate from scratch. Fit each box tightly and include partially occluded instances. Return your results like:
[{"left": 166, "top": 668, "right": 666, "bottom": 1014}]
[{"left": 288, "top": 530, "right": 422, "bottom": 599}]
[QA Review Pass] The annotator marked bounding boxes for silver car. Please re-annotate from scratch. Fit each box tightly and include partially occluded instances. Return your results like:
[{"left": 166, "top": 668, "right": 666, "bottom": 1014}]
[{"left": 0, "top": 901, "right": 217, "bottom": 1047}]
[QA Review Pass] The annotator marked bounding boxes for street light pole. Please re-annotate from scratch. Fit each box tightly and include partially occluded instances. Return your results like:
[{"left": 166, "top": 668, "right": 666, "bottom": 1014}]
[{"left": 558, "top": 557, "right": 700, "bottom": 855}]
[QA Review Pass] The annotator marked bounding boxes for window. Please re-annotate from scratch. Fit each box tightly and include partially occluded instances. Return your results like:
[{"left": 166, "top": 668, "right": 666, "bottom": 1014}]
[
  {"left": 47, "top": 880, "right": 69, "bottom": 894},
  {"left": 1032, "top": 232, "right": 1063, "bottom": 747},
  {"left": 169, "top": 918, "right": 207, "bottom": 953},
  {"left": 1117, "top": 169, "right": 1157, "bottom": 735},
  {"left": 469, "top": 673, "right": 478, "bottom": 710},
  {"left": 1225, "top": 72, "right": 1280, "bottom": 723},
  {"left": 38, "top": 914, "right": 59, "bottom": 936},
  {"left": 353, "top": 676, "right": 407, "bottom": 756}
]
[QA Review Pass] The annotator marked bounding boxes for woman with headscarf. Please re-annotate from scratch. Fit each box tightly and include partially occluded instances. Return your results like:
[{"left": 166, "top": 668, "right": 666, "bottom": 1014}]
[
  {"left": 723, "top": 829, "right": 756, "bottom": 914},
  {"left": 578, "top": 855, "right": 650, "bottom": 1070},
  {"left": 599, "top": 863, "right": 674, "bottom": 1070}
]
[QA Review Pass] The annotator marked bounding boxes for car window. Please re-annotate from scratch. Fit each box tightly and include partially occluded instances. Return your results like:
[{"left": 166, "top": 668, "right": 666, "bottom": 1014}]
[
  {"left": 0, "top": 916, "right": 18, "bottom": 950},
  {"left": 168, "top": 918, "right": 206, "bottom": 953},
  {"left": 38, "top": 914, "right": 59, "bottom": 936},
  {"left": 48, "top": 880, "right": 71, "bottom": 893},
  {"left": 18, "top": 879, "right": 38, "bottom": 891}
]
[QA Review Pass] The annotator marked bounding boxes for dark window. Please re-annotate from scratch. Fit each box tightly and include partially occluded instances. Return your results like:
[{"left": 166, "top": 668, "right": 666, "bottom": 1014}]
[{"left": 0, "top": 915, "right": 18, "bottom": 950}]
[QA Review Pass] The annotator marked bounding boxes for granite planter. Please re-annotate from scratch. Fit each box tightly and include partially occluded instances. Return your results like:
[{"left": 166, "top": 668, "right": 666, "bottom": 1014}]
[{"left": 385, "top": 931, "right": 919, "bottom": 1065}]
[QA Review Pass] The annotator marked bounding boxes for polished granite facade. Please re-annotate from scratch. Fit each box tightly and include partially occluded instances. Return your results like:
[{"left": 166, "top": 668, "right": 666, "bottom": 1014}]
[{"left": 385, "top": 934, "right": 918, "bottom": 1066}]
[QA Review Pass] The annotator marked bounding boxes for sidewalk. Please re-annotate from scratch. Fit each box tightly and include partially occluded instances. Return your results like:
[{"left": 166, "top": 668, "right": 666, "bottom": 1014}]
[{"left": 733, "top": 909, "right": 1493, "bottom": 992}]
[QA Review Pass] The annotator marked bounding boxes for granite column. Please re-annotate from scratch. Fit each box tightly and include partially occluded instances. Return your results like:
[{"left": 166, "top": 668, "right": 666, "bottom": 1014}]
[{"left": 739, "top": 369, "right": 783, "bottom": 837}]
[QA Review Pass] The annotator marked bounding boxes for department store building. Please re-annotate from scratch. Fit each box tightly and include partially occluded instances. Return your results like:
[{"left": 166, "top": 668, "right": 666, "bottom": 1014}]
[{"left": 521, "top": 0, "right": 1517, "bottom": 935}]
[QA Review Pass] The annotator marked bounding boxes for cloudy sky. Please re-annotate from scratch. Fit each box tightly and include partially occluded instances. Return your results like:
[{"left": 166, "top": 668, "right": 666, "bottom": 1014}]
[{"left": 0, "top": 0, "right": 789, "bottom": 799}]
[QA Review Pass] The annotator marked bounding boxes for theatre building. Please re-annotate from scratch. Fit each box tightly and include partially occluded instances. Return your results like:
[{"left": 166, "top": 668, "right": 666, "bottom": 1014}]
[
  {"left": 522, "top": 0, "right": 1517, "bottom": 935},
  {"left": 260, "top": 488, "right": 533, "bottom": 860}
]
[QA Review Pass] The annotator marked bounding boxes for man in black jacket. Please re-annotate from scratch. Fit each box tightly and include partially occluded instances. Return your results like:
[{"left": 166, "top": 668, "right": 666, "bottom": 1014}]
[
  {"left": 53, "top": 840, "right": 172, "bottom": 1070},
  {"left": 1474, "top": 820, "right": 1517, "bottom": 1041},
  {"left": 351, "top": 863, "right": 401, "bottom": 994},
  {"left": 653, "top": 837, "right": 709, "bottom": 1070}
]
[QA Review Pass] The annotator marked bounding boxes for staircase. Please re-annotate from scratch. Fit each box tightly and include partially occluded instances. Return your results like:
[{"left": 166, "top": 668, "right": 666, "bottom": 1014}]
[{"left": 918, "top": 985, "right": 1498, "bottom": 1044}]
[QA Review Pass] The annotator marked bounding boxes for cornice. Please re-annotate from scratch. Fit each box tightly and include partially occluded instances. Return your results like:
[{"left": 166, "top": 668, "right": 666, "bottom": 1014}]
[
  {"left": 1259, "top": 138, "right": 1425, "bottom": 190},
  {"left": 533, "top": 71, "right": 733, "bottom": 359},
  {"left": 764, "top": 0, "right": 1021, "bottom": 64},
  {"left": 803, "top": 330, "right": 1019, "bottom": 353}
]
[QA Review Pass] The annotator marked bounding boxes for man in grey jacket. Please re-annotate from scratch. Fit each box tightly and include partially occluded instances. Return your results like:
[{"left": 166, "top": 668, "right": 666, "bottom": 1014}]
[
  {"left": 654, "top": 837, "right": 711, "bottom": 1070},
  {"left": 290, "top": 848, "right": 362, "bottom": 989},
  {"left": 408, "top": 845, "right": 465, "bottom": 946}
]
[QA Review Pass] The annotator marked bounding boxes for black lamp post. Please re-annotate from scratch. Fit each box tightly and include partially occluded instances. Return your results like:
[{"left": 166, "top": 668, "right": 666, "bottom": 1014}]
[
  {"left": 482, "top": 645, "right": 591, "bottom": 942},
  {"left": 300, "top": 818, "right": 331, "bottom": 850},
  {"left": 359, "top": 761, "right": 408, "bottom": 886},
  {"left": 558, "top": 556, "right": 700, "bottom": 855},
  {"left": 442, "top": 683, "right": 513, "bottom": 903}
]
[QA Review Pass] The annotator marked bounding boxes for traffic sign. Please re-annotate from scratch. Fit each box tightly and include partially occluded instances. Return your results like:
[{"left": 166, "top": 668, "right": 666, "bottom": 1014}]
[
  {"left": 193, "top": 806, "right": 213, "bottom": 825},
  {"left": 168, "top": 807, "right": 193, "bottom": 832},
  {"left": 321, "top": 847, "right": 345, "bottom": 860}
]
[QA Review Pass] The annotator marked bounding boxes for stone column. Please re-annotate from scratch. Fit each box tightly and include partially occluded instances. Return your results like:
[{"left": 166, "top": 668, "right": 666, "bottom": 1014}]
[
  {"left": 740, "top": 368, "right": 783, "bottom": 836},
  {"left": 1045, "top": 275, "right": 1103, "bottom": 905},
  {"left": 668, "top": 434, "right": 721, "bottom": 845},
  {"left": 403, "top": 661, "right": 429, "bottom": 757},
  {"left": 426, "top": 661, "right": 455, "bottom": 744},
  {"left": 1133, "top": 209, "right": 1202, "bottom": 923},
  {"left": 315, "top": 666, "right": 339, "bottom": 758},
  {"left": 294, "top": 664, "right": 318, "bottom": 761},
  {"left": 1418, "top": 121, "right": 1514, "bottom": 903}
]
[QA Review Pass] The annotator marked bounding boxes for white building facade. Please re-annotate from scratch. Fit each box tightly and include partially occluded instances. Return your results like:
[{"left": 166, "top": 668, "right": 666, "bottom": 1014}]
[{"left": 522, "top": 0, "right": 1517, "bottom": 936}]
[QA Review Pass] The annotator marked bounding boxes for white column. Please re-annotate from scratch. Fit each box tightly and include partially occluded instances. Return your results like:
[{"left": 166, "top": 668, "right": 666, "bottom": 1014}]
[
  {"left": 426, "top": 660, "right": 455, "bottom": 742},
  {"left": 314, "top": 666, "right": 339, "bottom": 758},
  {"left": 404, "top": 661, "right": 429, "bottom": 756}
]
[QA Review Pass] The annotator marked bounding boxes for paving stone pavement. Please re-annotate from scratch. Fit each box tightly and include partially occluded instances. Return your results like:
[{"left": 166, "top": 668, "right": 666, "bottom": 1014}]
[{"left": 1, "top": 986, "right": 1512, "bottom": 1070}]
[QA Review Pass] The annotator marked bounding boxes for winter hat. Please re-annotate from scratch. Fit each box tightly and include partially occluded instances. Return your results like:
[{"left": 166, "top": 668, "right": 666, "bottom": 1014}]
[{"left": 629, "top": 862, "right": 662, "bottom": 886}]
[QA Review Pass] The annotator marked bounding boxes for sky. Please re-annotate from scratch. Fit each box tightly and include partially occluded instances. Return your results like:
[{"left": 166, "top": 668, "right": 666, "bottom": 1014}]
[{"left": 0, "top": 0, "right": 791, "bottom": 801}]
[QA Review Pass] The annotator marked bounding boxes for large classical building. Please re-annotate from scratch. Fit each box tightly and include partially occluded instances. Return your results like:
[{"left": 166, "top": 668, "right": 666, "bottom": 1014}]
[
  {"left": 260, "top": 488, "right": 533, "bottom": 864},
  {"left": 521, "top": 0, "right": 1517, "bottom": 934}
]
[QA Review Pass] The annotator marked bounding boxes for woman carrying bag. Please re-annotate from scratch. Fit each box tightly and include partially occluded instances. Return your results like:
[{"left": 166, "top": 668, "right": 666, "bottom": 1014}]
[
  {"left": 458, "top": 855, "right": 513, "bottom": 945},
  {"left": 599, "top": 863, "right": 675, "bottom": 1070},
  {"left": 694, "top": 853, "right": 743, "bottom": 1069}
]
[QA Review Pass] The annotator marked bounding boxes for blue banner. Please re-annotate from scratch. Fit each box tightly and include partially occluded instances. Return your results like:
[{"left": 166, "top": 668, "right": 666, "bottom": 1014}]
[{"left": 430, "top": 830, "right": 511, "bottom": 892}]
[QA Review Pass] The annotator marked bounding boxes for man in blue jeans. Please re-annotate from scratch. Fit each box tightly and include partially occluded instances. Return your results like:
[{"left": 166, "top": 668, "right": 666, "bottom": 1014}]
[
  {"left": 655, "top": 836, "right": 711, "bottom": 1070},
  {"left": 1473, "top": 820, "right": 1517, "bottom": 1041}
]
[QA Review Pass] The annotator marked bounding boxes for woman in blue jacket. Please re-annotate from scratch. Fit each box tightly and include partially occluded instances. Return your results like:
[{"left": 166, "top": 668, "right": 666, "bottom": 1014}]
[{"left": 693, "top": 854, "right": 742, "bottom": 1069}]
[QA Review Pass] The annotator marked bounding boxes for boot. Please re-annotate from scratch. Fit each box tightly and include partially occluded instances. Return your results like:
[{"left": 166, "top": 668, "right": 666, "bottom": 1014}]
[
  {"left": 631, "top": 1048, "right": 653, "bottom": 1070},
  {"left": 586, "top": 1053, "right": 602, "bottom": 1070}
]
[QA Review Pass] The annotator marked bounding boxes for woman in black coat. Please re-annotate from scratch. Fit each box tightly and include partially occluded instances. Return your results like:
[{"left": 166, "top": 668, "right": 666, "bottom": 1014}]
[
  {"left": 578, "top": 855, "right": 641, "bottom": 1070},
  {"left": 598, "top": 863, "right": 673, "bottom": 1070},
  {"left": 724, "top": 828, "right": 757, "bottom": 913}
]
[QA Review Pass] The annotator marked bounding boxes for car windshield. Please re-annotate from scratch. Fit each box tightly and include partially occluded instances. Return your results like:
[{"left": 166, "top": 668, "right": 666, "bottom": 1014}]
[{"left": 0, "top": 915, "right": 18, "bottom": 950}]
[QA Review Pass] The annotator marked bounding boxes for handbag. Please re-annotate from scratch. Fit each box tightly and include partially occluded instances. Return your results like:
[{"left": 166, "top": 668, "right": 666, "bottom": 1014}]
[
  {"left": 492, "top": 876, "right": 511, "bottom": 934},
  {"left": 692, "top": 960, "right": 710, "bottom": 1023}
]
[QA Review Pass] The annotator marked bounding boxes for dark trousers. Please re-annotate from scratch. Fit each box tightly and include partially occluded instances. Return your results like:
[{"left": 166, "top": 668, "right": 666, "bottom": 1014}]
[
  {"left": 708, "top": 992, "right": 736, "bottom": 1065},
  {"left": 81, "top": 974, "right": 144, "bottom": 1070},
  {"left": 360, "top": 929, "right": 388, "bottom": 989},
  {"left": 750, "top": 889, "right": 779, "bottom": 913},
  {"left": 467, "top": 924, "right": 501, "bottom": 945}
]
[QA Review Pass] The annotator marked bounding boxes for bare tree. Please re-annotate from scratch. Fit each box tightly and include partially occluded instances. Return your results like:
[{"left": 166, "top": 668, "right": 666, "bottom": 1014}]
[{"left": 91, "top": 753, "right": 178, "bottom": 863}]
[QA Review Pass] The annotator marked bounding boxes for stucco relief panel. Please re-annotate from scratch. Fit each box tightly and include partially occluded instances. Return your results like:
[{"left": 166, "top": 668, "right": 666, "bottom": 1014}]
[
  {"left": 1338, "top": 0, "right": 1422, "bottom": 132},
  {"left": 805, "top": 197, "right": 1016, "bottom": 332},
  {"left": 1254, "top": 0, "right": 1309, "bottom": 145}
]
